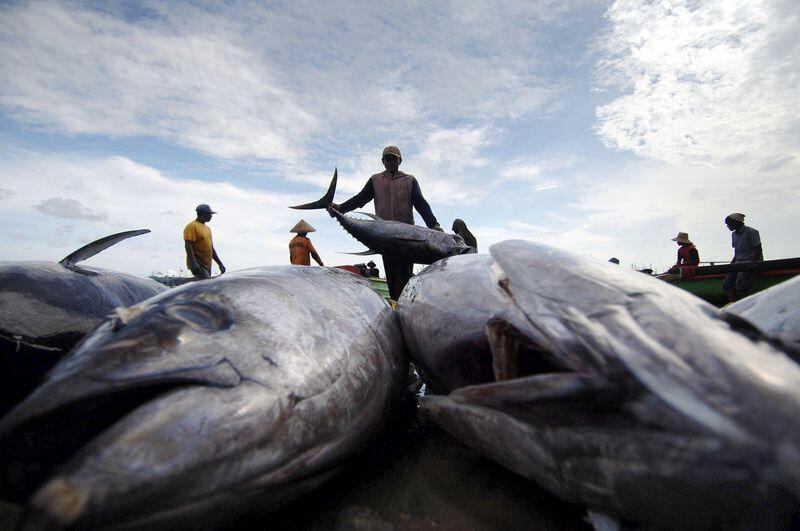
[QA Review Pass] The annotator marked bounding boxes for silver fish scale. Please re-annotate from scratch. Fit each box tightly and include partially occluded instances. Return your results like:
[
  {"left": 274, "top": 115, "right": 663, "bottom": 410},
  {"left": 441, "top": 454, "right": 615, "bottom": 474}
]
[{"left": 0, "top": 266, "right": 408, "bottom": 529}]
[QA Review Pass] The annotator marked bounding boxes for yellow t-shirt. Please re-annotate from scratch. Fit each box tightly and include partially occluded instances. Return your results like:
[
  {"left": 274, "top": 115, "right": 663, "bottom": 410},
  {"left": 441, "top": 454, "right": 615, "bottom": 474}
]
[{"left": 183, "top": 220, "right": 213, "bottom": 271}]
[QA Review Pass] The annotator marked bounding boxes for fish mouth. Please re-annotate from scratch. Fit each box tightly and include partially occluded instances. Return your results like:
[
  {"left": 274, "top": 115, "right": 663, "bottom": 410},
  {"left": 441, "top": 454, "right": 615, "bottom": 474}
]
[
  {"left": 0, "top": 298, "right": 240, "bottom": 501},
  {"left": 425, "top": 317, "right": 624, "bottom": 428},
  {"left": 0, "top": 378, "right": 200, "bottom": 502},
  {"left": 485, "top": 318, "right": 564, "bottom": 382}
]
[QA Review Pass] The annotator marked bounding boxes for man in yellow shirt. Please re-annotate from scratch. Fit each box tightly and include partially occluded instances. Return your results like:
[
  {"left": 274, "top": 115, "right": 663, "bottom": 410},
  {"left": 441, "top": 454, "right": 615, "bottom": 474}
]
[{"left": 184, "top": 204, "right": 226, "bottom": 280}]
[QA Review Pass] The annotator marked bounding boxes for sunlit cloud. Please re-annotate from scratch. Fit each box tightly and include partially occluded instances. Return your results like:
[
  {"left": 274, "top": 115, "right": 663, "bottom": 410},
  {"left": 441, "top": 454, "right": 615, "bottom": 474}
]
[{"left": 593, "top": 0, "right": 800, "bottom": 171}]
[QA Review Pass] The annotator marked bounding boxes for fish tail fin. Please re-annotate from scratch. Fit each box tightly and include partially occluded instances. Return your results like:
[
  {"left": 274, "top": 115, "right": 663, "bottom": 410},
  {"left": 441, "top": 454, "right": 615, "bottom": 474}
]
[
  {"left": 289, "top": 168, "right": 338, "bottom": 210},
  {"left": 58, "top": 229, "right": 151, "bottom": 267}
]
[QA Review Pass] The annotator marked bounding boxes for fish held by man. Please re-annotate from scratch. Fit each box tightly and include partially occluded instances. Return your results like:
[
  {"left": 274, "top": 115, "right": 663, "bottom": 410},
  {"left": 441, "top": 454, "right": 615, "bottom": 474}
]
[
  {"left": 0, "top": 229, "right": 167, "bottom": 416},
  {"left": 398, "top": 240, "right": 800, "bottom": 528},
  {"left": 0, "top": 266, "right": 407, "bottom": 529},
  {"left": 290, "top": 168, "right": 472, "bottom": 264}
]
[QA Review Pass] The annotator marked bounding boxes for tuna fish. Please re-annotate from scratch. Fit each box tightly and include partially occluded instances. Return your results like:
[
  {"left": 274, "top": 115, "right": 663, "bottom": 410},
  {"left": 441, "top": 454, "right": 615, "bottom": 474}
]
[
  {"left": 290, "top": 168, "right": 473, "bottom": 264},
  {"left": 723, "top": 275, "right": 800, "bottom": 359},
  {"left": 0, "top": 266, "right": 407, "bottom": 529},
  {"left": 0, "top": 230, "right": 167, "bottom": 415},
  {"left": 398, "top": 240, "right": 800, "bottom": 528}
]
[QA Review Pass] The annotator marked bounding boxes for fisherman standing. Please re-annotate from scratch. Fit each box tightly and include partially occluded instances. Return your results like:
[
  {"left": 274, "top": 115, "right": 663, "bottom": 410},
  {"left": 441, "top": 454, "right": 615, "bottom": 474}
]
[
  {"left": 328, "top": 146, "right": 442, "bottom": 300},
  {"left": 289, "top": 220, "right": 324, "bottom": 266},
  {"left": 723, "top": 212, "right": 763, "bottom": 302},
  {"left": 184, "top": 204, "right": 225, "bottom": 280}
]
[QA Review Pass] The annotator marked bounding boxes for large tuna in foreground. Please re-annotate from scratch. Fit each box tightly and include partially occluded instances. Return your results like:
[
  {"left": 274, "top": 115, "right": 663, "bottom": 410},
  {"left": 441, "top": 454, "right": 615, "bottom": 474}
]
[
  {"left": 397, "top": 240, "right": 800, "bottom": 528},
  {"left": 290, "top": 168, "right": 473, "bottom": 264},
  {"left": 0, "top": 266, "right": 407, "bottom": 529},
  {"left": 0, "top": 230, "right": 166, "bottom": 415},
  {"left": 723, "top": 275, "right": 800, "bottom": 359}
]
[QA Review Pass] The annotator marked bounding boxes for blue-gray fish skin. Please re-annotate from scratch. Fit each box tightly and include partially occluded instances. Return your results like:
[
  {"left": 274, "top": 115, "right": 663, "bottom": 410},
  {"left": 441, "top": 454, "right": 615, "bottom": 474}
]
[
  {"left": 723, "top": 275, "right": 800, "bottom": 358},
  {"left": 330, "top": 209, "right": 473, "bottom": 264},
  {"left": 398, "top": 240, "right": 800, "bottom": 527},
  {"left": 0, "top": 261, "right": 167, "bottom": 415},
  {"left": 0, "top": 266, "right": 407, "bottom": 529}
]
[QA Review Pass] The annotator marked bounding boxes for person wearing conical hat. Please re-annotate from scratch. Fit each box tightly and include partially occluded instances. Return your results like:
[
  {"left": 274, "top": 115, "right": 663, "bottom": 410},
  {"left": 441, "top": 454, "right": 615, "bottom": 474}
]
[
  {"left": 289, "top": 219, "right": 324, "bottom": 266},
  {"left": 671, "top": 232, "right": 700, "bottom": 268},
  {"left": 723, "top": 212, "right": 763, "bottom": 302},
  {"left": 659, "top": 232, "right": 699, "bottom": 283}
]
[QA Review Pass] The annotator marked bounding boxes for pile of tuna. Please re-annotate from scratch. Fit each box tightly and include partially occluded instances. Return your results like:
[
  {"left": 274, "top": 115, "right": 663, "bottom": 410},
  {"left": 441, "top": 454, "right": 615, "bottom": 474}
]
[{"left": 1, "top": 237, "right": 799, "bottom": 529}]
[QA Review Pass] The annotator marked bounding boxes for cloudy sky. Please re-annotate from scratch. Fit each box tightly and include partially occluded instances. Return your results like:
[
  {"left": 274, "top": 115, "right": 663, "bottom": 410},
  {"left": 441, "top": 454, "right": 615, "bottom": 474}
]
[{"left": 1, "top": 0, "right": 798, "bottom": 277}]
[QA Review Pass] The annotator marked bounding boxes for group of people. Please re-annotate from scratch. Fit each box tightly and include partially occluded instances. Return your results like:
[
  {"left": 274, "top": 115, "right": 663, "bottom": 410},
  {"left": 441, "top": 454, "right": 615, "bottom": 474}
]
[
  {"left": 183, "top": 146, "right": 477, "bottom": 300},
  {"left": 665, "top": 212, "right": 763, "bottom": 302},
  {"left": 183, "top": 161, "right": 764, "bottom": 306}
]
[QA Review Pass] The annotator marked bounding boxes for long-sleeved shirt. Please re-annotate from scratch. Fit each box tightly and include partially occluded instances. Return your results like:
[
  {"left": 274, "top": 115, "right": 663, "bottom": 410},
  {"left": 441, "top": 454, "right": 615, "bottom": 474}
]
[
  {"left": 338, "top": 173, "right": 439, "bottom": 228},
  {"left": 289, "top": 235, "right": 322, "bottom": 266}
]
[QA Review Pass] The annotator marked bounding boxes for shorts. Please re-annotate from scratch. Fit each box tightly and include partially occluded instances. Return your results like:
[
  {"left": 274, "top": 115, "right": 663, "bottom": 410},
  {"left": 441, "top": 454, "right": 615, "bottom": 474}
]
[{"left": 722, "top": 271, "right": 757, "bottom": 293}]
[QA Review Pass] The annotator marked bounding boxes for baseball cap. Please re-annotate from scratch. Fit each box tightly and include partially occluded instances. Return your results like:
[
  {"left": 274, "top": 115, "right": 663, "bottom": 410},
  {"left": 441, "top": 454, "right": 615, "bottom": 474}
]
[{"left": 382, "top": 146, "right": 402, "bottom": 159}]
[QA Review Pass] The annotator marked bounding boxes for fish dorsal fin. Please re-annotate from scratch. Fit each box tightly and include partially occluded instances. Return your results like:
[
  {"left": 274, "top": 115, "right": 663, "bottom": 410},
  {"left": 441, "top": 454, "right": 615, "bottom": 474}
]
[
  {"left": 338, "top": 250, "right": 379, "bottom": 256},
  {"left": 354, "top": 211, "right": 381, "bottom": 220},
  {"left": 59, "top": 229, "right": 151, "bottom": 267},
  {"left": 289, "top": 168, "right": 338, "bottom": 210},
  {"left": 338, "top": 249, "right": 380, "bottom": 256}
]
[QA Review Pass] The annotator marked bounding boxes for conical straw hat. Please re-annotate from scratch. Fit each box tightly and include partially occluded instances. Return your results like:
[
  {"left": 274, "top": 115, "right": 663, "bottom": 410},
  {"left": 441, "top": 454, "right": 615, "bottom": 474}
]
[{"left": 290, "top": 219, "right": 316, "bottom": 233}]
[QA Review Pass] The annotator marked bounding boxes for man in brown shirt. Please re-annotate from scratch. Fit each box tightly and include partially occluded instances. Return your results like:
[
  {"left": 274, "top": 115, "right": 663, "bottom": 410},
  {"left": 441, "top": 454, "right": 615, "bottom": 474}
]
[
  {"left": 289, "top": 219, "right": 324, "bottom": 266},
  {"left": 328, "top": 146, "right": 442, "bottom": 299}
]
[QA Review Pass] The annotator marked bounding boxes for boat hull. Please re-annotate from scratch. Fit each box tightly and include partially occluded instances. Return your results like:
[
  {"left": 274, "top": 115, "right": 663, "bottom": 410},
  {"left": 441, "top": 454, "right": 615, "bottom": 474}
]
[{"left": 670, "top": 258, "right": 800, "bottom": 307}]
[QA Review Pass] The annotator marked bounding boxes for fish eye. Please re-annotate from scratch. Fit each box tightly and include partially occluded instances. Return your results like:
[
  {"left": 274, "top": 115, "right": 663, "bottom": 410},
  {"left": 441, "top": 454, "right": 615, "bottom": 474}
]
[{"left": 164, "top": 302, "right": 233, "bottom": 332}]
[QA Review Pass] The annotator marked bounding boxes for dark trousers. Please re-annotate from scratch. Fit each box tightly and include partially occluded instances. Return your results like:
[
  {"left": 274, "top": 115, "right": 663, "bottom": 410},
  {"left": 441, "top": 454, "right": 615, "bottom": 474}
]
[
  {"left": 191, "top": 265, "right": 211, "bottom": 280},
  {"left": 382, "top": 256, "right": 413, "bottom": 300}
]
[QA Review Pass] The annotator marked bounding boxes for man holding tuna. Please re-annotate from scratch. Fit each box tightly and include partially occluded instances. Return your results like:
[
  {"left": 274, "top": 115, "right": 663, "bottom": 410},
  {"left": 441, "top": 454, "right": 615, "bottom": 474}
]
[{"left": 329, "top": 146, "right": 443, "bottom": 300}]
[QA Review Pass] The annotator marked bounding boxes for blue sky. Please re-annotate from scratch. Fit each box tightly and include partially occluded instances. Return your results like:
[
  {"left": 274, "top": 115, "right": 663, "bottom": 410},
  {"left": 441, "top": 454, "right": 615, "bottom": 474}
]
[{"left": 1, "top": 0, "right": 798, "bottom": 276}]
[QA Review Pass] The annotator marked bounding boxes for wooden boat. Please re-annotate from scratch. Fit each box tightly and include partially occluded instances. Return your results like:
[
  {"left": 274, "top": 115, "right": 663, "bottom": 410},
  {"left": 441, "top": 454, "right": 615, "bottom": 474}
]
[
  {"left": 334, "top": 265, "right": 391, "bottom": 300},
  {"left": 665, "top": 257, "right": 800, "bottom": 307}
]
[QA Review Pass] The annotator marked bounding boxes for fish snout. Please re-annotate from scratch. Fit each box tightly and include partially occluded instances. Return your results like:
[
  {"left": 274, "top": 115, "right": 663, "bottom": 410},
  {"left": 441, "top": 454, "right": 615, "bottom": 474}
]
[{"left": 25, "top": 477, "right": 90, "bottom": 529}]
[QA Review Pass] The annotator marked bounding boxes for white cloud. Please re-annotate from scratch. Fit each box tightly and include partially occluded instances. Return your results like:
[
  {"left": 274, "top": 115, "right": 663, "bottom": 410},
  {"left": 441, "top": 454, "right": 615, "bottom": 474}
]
[
  {"left": 0, "top": 2, "right": 317, "bottom": 160},
  {"left": 34, "top": 198, "right": 109, "bottom": 222},
  {"left": 0, "top": 1, "right": 582, "bottom": 164},
  {"left": 560, "top": 159, "right": 800, "bottom": 270},
  {"left": 593, "top": 0, "right": 800, "bottom": 171},
  {"left": 497, "top": 154, "right": 579, "bottom": 192},
  {"left": 0, "top": 151, "right": 323, "bottom": 276}
]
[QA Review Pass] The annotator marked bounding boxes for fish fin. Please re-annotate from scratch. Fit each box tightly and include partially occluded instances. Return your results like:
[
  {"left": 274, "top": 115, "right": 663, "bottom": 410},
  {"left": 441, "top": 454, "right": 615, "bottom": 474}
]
[
  {"left": 338, "top": 250, "right": 379, "bottom": 256},
  {"left": 354, "top": 211, "right": 380, "bottom": 220},
  {"left": 585, "top": 510, "right": 621, "bottom": 531},
  {"left": 289, "top": 167, "right": 337, "bottom": 209},
  {"left": 58, "top": 229, "right": 151, "bottom": 267},
  {"left": 450, "top": 372, "right": 612, "bottom": 409},
  {"left": 63, "top": 265, "right": 100, "bottom": 276}
]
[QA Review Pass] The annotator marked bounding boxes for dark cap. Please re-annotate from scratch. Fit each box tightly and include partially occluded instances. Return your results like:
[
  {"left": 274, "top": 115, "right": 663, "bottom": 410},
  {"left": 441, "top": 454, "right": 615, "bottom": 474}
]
[{"left": 196, "top": 204, "right": 217, "bottom": 214}]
